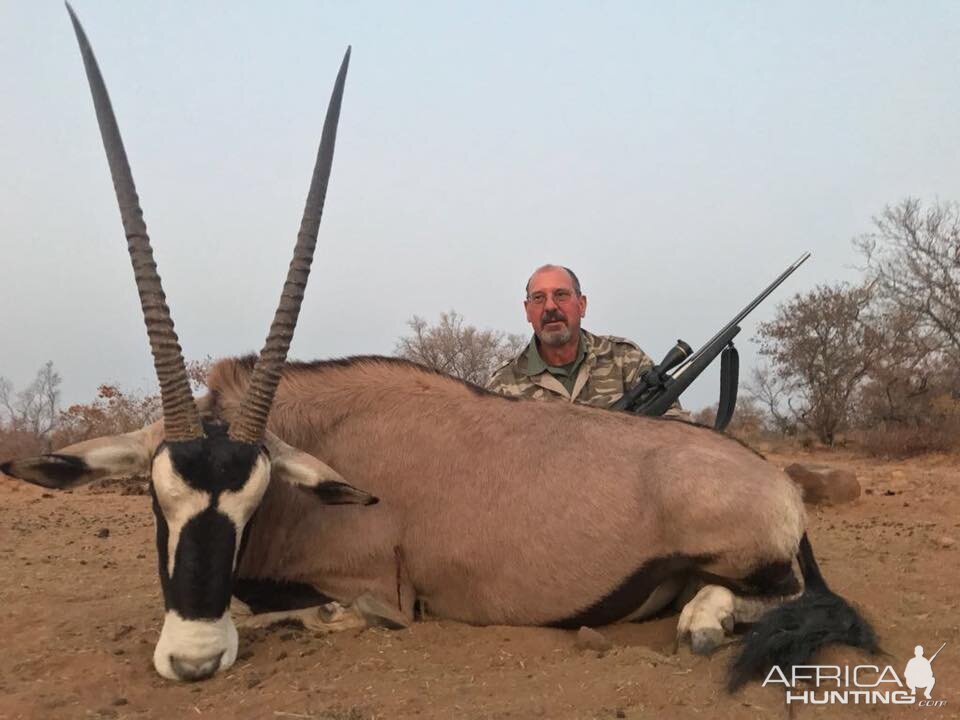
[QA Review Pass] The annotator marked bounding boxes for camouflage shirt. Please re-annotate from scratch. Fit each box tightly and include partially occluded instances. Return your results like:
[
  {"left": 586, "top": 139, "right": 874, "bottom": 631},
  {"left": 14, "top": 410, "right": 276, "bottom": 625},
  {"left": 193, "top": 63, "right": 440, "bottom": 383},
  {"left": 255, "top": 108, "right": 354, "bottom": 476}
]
[{"left": 486, "top": 329, "right": 656, "bottom": 409}]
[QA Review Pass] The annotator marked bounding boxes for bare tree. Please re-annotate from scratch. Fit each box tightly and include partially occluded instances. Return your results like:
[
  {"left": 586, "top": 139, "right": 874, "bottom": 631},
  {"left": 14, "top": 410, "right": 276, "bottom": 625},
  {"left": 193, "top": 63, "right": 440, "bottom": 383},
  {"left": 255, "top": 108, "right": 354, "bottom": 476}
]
[
  {"left": 0, "top": 361, "right": 62, "bottom": 446},
  {"left": 855, "top": 198, "right": 960, "bottom": 364},
  {"left": 395, "top": 311, "right": 526, "bottom": 386},
  {"left": 691, "top": 395, "right": 770, "bottom": 439},
  {"left": 186, "top": 356, "right": 214, "bottom": 392},
  {"left": 54, "top": 384, "right": 161, "bottom": 448},
  {"left": 756, "top": 283, "right": 884, "bottom": 445},
  {"left": 743, "top": 365, "right": 797, "bottom": 436}
]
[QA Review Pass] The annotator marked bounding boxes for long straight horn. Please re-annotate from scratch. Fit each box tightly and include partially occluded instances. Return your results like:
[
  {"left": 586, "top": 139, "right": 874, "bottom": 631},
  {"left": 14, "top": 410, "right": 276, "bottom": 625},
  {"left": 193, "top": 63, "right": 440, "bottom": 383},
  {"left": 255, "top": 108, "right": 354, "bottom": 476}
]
[
  {"left": 229, "top": 48, "right": 351, "bottom": 444},
  {"left": 66, "top": 4, "right": 202, "bottom": 441}
]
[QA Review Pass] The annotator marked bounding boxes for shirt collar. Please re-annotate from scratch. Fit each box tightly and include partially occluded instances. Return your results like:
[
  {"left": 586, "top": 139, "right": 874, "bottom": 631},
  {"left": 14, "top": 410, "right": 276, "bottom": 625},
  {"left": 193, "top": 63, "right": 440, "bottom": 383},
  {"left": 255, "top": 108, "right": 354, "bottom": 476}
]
[{"left": 523, "top": 331, "right": 586, "bottom": 376}]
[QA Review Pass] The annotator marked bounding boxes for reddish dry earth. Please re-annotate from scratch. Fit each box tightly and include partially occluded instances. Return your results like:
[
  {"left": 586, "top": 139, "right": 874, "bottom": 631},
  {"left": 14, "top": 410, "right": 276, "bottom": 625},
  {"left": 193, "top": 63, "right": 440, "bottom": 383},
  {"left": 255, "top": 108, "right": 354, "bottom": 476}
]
[{"left": 0, "top": 448, "right": 957, "bottom": 720}]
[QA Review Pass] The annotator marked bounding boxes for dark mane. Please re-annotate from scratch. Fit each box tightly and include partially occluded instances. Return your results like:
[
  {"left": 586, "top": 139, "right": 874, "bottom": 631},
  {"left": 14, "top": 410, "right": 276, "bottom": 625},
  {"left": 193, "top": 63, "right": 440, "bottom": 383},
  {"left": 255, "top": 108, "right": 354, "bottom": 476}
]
[
  {"left": 231, "top": 356, "right": 764, "bottom": 457},
  {"left": 233, "top": 353, "right": 516, "bottom": 400}
]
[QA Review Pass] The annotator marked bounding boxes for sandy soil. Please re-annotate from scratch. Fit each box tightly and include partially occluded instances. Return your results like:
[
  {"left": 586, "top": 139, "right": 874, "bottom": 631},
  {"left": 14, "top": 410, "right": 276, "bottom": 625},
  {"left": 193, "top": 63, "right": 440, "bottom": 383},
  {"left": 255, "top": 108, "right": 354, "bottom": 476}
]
[{"left": 0, "top": 448, "right": 957, "bottom": 720}]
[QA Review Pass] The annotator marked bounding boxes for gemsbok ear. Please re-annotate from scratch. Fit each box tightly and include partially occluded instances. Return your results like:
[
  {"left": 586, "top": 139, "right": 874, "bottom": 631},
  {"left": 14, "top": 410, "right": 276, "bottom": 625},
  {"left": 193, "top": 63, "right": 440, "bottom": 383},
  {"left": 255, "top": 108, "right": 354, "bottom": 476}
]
[
  {"left": 0, "top": 421, "right": 163, "bottom": 490},
  {"left": 263, "top": 431, "right": 378, "bottom": 506}
]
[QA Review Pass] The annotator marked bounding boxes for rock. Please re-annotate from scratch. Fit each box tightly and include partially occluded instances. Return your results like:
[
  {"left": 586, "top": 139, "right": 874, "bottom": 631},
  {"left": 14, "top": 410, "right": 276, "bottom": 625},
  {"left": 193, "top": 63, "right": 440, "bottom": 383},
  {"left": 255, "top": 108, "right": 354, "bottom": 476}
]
[
  {"left": 784, "top": 464, "right": 861, "bottom": 506},
  {"left": 936, "top": 536, "right": 956, "bottom": 549},
  {"left": 95, "top": 527, "right": 110, "bottom": 538},
  {"left": 575, "top": 626, "right": 612, "bottom": 653}
]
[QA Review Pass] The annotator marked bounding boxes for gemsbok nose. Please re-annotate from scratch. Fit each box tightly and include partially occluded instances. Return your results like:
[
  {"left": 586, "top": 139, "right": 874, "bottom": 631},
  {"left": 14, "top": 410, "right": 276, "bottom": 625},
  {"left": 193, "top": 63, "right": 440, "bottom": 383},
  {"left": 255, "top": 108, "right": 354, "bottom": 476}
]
[{"left": 169, "top": 652, "right": 225, "bottom": 682}]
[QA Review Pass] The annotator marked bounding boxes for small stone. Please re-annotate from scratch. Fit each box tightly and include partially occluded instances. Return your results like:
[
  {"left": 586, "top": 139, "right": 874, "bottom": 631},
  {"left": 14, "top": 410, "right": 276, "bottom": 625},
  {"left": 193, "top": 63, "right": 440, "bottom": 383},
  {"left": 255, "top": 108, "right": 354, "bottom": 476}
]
[
  {"left": 616, "top": 710, "right": 627, "bottom": 719},
  {"left": 936, "top": 536, "right": 956, "bottom": 549},
  {"left": 276, "top": 650, "right": 288, "bottom": 660},
  {"left": 111, "top": 698, "right": 128, "bottom": 707},
  {"left": 575, "top": 626, "right": 612, "bottom": 653},
  {"left": 247, "top": 674, "right": 261, "bottom": 689},
  {"left": 95, "top": 527, "right": 110, "bottom": 538},
  {"left": 112, "top": 625, "right": 134, "bottom": 641},
  {"left": 784, "top": 464, "right": 861, "bottom": 506}
]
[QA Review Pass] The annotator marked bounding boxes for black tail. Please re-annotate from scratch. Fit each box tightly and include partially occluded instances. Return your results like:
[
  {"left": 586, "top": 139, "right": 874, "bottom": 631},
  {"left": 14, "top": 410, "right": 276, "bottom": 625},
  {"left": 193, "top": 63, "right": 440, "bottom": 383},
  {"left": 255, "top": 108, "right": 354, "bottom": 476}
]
[{"left": 726, "top": 533, "right": 878, "bottom": 691}]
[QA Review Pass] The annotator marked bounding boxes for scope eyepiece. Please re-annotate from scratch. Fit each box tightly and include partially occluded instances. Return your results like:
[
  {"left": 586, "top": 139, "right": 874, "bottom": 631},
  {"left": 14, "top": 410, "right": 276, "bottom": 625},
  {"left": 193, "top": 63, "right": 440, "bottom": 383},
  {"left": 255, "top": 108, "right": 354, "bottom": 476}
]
[{"left": 658, "top": 341, "right": 693, "bottom": 374}]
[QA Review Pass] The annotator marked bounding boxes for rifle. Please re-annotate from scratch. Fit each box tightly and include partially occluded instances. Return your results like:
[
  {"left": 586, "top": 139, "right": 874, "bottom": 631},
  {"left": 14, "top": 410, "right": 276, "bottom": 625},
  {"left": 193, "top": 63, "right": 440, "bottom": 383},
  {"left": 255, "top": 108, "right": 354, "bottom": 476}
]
[
  {"left": 611, "top": 252, "right": 811, "bottom": 430},
  {"left": 929, "top": 642, "right": 947, "bottom": 664}
]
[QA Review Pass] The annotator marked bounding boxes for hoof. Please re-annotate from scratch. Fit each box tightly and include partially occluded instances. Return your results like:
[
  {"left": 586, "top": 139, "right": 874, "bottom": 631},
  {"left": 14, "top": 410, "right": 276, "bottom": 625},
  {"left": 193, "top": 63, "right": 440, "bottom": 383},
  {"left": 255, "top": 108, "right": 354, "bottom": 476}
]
[
  {"left": 690, "top": 626, "right": 726, "bottom": 655},
  {"left": 677, "top": 585, "right": 735, "bottom": 655},
  {"left": 352, "top": 593, "right": 409, "bottom": 630}
]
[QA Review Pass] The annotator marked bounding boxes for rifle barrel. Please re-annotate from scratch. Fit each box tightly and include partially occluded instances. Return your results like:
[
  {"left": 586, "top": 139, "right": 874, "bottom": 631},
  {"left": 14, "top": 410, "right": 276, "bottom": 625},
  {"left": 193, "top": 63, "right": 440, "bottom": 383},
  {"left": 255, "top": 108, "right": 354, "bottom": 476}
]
[{"left": 674, "top": 251, "right": 810, "bottom": 377}]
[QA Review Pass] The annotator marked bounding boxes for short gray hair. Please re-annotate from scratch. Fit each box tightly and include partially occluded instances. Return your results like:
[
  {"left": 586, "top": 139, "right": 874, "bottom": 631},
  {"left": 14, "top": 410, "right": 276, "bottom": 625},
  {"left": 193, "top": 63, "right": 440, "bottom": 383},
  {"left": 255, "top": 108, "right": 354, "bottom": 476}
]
[{"left": 525, "top": 265, "right": 582, "bottom": 297}]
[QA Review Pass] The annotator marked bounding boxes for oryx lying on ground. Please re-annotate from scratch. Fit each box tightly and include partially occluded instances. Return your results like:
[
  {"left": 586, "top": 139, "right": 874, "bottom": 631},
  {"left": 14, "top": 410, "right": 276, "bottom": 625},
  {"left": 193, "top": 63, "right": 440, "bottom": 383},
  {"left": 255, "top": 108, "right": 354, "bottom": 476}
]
[{"left": 2, "top": 6, "right": 877, "bottom": 686}]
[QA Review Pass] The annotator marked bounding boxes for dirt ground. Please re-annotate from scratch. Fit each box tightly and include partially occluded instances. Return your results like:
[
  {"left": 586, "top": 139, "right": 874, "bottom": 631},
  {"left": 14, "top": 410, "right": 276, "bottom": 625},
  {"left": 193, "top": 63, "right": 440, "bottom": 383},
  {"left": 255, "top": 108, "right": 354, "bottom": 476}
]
[{"left": 0, "top": 447, "right": 957, "bottom": 720}]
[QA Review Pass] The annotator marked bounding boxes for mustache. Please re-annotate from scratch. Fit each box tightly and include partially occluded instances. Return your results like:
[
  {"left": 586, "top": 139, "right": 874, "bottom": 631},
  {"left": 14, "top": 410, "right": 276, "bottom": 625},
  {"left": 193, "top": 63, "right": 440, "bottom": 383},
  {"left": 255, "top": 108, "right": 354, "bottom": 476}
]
[{"left": 541, "top": 310, "right": 567, "bottom": 324}]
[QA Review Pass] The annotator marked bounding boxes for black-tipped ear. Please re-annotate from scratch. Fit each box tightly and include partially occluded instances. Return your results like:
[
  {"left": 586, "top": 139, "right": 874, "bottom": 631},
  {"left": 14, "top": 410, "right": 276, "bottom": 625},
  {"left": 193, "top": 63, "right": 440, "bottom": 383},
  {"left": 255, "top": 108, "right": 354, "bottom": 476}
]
[
  {"left": 1, "top": 454, "right": 96, "bottom": 489},
  {"left": 309, "top": 480, "right": 379, "bottom": 506}
]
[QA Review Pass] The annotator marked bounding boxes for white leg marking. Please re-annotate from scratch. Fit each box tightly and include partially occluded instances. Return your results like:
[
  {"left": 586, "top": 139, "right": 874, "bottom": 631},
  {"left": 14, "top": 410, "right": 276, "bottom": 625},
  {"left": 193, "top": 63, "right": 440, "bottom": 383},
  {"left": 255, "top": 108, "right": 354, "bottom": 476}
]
[
  {"left": 236, "top": 592, "right": 410, "bottom": 635},
  {"left": 676, "top": 584, "right": 800, "bottom": 654},
  {"left": 677, "top": 585, "right": 735, "bottom": 655},
  {"left": 622, "top": 576, "right": 686, "bottom": 622},
  {"left": 237, "top": 601, "right": 369, "bottom": 634}
]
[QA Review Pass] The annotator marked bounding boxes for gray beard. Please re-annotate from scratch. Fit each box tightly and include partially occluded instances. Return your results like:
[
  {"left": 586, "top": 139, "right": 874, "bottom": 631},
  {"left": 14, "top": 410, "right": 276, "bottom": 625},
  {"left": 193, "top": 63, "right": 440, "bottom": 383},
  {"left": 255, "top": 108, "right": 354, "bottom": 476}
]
[{"left": 540, "top": 326, "right": 572, "bottom": 346}]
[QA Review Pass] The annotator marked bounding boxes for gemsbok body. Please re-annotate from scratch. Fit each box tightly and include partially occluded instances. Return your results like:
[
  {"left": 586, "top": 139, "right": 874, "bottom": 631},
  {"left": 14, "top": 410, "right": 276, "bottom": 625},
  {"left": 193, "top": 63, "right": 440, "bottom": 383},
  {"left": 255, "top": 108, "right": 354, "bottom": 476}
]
[{"left": 1, "top": 6, "right": 877, "bottom": 687}]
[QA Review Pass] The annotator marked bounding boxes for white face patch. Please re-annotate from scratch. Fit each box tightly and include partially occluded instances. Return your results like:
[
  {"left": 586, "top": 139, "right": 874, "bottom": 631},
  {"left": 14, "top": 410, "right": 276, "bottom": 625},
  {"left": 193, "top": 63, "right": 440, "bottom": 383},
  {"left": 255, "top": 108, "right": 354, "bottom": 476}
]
[
  {"left": 217, "top": 453, "right": 271, "bottom": 528},
  {"left": 153, "top": 609, "right": 238, "bottom": 681},
  {"left": 218, "top": 454, "right": 271, "bottom": 566},
  {"left": 152, "top": 451, "right": 211, "bottom": 578}
]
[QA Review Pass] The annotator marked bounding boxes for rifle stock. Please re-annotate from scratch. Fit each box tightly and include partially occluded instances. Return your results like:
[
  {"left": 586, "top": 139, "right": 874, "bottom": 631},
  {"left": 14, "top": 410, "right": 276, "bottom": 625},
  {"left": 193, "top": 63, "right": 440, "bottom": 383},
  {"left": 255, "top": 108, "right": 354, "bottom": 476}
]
[{"left": 636, "top": 325, "right": 740, "bottom": 416}]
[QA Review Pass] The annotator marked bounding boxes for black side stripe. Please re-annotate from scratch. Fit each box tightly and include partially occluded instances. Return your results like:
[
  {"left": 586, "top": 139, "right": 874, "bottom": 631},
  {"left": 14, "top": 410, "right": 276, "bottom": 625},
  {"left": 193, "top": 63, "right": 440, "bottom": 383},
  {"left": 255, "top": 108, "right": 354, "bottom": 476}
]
[
  {"left": 233, "top": 577, "right": 335, "bottom": 615},
  {"left": 549, "top": 553, "right": 714, "bottom": 629}
]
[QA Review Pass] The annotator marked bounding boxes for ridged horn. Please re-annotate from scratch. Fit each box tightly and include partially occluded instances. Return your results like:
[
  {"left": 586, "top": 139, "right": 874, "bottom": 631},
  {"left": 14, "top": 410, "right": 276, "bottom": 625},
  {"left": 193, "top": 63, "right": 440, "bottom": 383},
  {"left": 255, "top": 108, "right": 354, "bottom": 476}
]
[
  {"left": 66, "top": 3, "right": 202, "bottom": 441},
  {"left": 228, "top": 48, "right": 351, "bottom": 444}
]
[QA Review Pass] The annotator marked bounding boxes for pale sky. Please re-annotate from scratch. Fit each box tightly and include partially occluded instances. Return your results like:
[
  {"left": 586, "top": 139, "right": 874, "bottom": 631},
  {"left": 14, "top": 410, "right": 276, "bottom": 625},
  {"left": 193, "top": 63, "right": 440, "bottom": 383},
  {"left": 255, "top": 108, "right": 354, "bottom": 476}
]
[{"left": 2, "top": 1, "right": 958, "bottom": 412}]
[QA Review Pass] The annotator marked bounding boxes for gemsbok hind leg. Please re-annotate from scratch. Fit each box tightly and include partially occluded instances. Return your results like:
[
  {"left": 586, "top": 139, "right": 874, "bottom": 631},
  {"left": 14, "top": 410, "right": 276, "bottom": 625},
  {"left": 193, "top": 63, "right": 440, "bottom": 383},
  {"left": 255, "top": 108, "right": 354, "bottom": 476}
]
[
  {"left": 677, "top": 584, "right": 799, "bottom": 654},
  {"left": 677, "top": 553, "right": 806, "bottom": 655}
]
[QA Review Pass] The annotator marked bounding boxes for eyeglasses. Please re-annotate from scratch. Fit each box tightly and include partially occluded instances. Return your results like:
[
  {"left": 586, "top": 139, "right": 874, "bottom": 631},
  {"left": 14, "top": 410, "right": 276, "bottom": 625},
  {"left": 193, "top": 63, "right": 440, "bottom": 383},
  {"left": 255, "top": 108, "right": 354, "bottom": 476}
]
[{"left": 526, "top": 289, "right": 576, "bottom": 305}]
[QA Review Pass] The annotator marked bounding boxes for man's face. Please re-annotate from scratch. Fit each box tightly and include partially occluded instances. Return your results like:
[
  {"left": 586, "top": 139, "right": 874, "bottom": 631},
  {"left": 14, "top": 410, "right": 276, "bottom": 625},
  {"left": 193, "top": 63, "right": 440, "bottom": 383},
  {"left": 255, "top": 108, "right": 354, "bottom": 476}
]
[{"left": 524, "top": 267, "right": 587, "bottom": 347}]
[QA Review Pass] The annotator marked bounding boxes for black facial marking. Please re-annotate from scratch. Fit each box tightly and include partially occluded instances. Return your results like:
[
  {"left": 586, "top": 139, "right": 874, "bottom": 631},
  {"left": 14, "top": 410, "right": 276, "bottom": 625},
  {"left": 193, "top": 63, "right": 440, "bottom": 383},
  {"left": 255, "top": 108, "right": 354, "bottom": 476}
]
[
  {"left": 162, "top": 421, "right": 263, "bottom": 498},
  {"left": 151, "top": 421, "right": 268, "bottom": 619},
  {"left": 151, "top": 485, "right": 173, "bottom": 608},
  {"left": 549, "top": 553, "right": 715, "bottom": 629},
  {"left": 232, "top": 578, "right": 335, "bottom": 614},
  {"left": 168, "top": 508, "right": 238, "bottom": 619}
]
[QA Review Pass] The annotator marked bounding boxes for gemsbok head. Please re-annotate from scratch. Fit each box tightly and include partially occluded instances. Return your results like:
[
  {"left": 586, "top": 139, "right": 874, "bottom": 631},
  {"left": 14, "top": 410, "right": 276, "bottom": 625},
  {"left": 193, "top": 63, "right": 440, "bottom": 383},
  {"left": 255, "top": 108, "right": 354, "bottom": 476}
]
[{"left": 1, "top": 5, "right": 377, "bottom": 681}]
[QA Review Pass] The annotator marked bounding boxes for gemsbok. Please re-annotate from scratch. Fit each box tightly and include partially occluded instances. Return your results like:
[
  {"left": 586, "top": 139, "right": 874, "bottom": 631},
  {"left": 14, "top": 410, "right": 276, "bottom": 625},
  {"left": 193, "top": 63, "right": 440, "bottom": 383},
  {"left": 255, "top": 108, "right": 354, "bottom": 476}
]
[{"left": 1, "top": 5, "right": 877, "bottom": 686}]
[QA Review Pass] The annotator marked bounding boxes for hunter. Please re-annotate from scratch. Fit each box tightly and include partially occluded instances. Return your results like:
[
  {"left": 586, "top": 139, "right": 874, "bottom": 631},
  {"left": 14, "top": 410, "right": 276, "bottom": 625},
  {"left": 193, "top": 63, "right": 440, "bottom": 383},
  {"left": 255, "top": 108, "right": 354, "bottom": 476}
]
[{"left": 487, "top": 264, "right": 681, "bottom": 413}]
